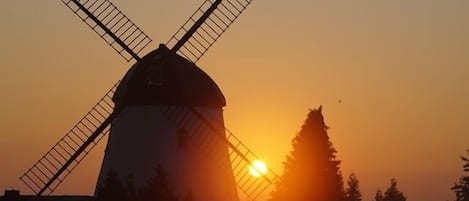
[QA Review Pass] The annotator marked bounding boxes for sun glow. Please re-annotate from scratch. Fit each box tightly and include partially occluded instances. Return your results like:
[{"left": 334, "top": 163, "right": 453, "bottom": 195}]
[{"left": 249, "top": 160, "right": 268, "bottom": 177}]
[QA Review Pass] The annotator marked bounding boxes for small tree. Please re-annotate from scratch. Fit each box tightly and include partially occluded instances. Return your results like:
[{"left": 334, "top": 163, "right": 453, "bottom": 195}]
[
  {"left": 95, "top": 171, "right": 131, "bottom": 201},
  {"left": 452, "top": 150, "right": 469, "bottom": 201},
  {"left": 183, "top": 191, "right": 195, "bottom": 201},
  {"left": 125, "top": 175, "right": 137, "bottom": 201},
  {"left": 383, "top": 179, "right": 406, "bottom": 201},
  {"left": 96, "top": 166, "right": 179, "bottom": 201},
  {"left": 139, "top": 165, "right": 179, "bottom": 201},
  {"left": 269, "top": 106, "right": 344, "bottom": 201},
  {"left": 345, "top": 173, "right": 362, "bottom": 201},
  {"left": 373, "top": 189, "right": 384, "bottom": 201}
]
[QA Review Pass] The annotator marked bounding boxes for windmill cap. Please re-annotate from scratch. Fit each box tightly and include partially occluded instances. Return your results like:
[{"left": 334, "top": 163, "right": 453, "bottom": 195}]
[{"left": 113, "top": 44, "right": 226, "bottom": 108}]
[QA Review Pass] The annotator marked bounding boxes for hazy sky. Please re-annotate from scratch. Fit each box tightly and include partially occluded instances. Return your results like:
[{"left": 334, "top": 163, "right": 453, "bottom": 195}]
[{"left": 1, "top": 1, "right": 468, "bottom": 201}]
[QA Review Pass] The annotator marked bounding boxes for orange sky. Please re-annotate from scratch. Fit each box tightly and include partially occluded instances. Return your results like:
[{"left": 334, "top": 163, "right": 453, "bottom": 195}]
[{"left": 1, "top": 1, "right": 469, "bottom": 201}]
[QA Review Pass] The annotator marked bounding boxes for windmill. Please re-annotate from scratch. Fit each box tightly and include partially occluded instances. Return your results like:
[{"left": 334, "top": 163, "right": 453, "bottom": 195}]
[{"left": 19, "top": 0, "right": 278, "bottom": 200}]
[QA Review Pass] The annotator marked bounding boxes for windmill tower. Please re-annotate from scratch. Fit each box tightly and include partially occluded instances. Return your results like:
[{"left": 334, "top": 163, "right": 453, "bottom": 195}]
[
  {"left": 20, "top": 0, "right": 278, "bottom": 200},
  {"left": 97, "top": 44, "right": 238, "bottom": 200}
]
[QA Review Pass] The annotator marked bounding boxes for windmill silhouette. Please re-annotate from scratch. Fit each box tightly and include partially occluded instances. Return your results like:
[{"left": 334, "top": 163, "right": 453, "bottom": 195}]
[{"left": 19, "top": 0, "right": 278, "bottom": 200}]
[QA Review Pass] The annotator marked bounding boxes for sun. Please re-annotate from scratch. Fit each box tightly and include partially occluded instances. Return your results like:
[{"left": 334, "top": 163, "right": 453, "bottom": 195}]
[{"left": 249, "top": 160, "right": 268, "bottom": 177}]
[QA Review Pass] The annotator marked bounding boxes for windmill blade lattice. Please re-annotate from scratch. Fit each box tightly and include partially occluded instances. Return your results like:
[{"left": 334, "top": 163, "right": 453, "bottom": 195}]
[
  {"left": 167, "top": 0, "right": 253, "bottom": 63},
  {"left": 19, "top": 82, "right": 118, "bottom": 195},
  {"left": 20, "top": 0, "right": 152, "bottom": 194},
  {"left": 159, "top": 107, "right": 279, "bottom": 201},
  {"left": 62, "top": 0, "right": 152, "bottom": 62}
]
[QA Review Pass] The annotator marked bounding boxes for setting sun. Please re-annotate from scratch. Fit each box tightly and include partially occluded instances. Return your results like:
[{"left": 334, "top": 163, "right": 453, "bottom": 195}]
[{"left": 249, "top": 160, "right": 268, "bottom": 177}]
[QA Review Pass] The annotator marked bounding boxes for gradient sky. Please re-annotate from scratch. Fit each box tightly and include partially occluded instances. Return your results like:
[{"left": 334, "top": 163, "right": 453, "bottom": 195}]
[{"left": 1, "top": 1, "right": 468, "bottom": 201}]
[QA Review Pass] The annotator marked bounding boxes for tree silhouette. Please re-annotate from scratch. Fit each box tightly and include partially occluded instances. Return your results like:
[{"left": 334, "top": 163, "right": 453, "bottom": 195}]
[
  {"left": 269, "top": 106, "right": 344, "bottom": 201},
  {"left": 345, "top": 173, "right": 362, "bottom": 201},
  {"left": 139, "top": 165, "right": 179, "bottom": 201},
  {"left": 95, "top": 171, "right": 131, "bottom": 201},
  {"left": 373, "top": 189, "right": 384, "bottom": 201},
  {"left": 383, "top": 179, "right": 406, "bottom": 201},
  {"left": 452, "top": 149, "right": 469, "bottom": 201},
  {"left": 95, "top": 165, "right": 179, "bottom": 201},
  {"left": 182, "top": 191, "right": 195, "bottom": 201},
  {"left": 126, "top": 175, "right": 137, "bottom": 201}
]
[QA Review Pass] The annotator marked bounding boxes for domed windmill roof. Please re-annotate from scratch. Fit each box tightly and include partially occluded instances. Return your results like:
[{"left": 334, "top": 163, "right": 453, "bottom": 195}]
[{"left": 113, "top": 44, "right": 226, "bottom": 108}]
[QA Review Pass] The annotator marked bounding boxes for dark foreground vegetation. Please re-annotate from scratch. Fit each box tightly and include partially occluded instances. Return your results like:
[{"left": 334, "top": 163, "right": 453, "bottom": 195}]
[{"left": 93, "top": 106, "right": 468, "bottom": 201}]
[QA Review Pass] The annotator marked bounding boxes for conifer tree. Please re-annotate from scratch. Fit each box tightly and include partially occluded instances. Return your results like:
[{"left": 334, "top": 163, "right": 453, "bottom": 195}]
[
  {"left": 139, "top": 165, "right": 179, "bottom": 201},
  {"left": 373, "top": 189, "right": 384, "bottom": 201},
  {"left": 96, "top": 166, "right": 179, "bottom": 201},
  {"left": 345, "top": 173, "right": 362, "bottom": 201},
  {"left": 270, "top": 106, "right": 344, "bottom": 201},
  {"left": 183, "top": 191, "right": 195, "bottom": 201},
  {"left": 95, "top": 171, "right": 131, "bottom": 201},
  {"left": 452, "top": 150, "right": 469, "bottom": 201},
  {"left": 383, "top": 179, "right": 406, "bottom": 201},
  {"left": 125, "top": 175, "right": 137, "bottom": 201}
]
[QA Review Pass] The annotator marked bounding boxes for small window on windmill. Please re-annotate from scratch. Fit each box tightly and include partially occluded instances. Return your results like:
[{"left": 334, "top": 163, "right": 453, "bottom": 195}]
[{"left": 177, "top": 128, "right": 189, "bottom": 151}]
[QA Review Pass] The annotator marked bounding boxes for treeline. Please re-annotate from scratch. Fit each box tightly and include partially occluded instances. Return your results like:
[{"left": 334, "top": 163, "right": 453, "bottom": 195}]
[
  {"left": 95, "top": 106, "right": 469, "bottom": 201},
  {"left": 268, "top": 106, "right": 406, "bottom": 201},
  {"left": 268, "top": 106, "right": 469, "bottom": 201},
  {"left": 95, "top": 165, "right": 193, "bottom": 201}
]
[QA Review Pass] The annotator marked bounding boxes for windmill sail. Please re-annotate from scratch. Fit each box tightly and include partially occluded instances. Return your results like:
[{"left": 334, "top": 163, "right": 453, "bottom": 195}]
[
  {"left": 61, "top": 0, "right": 152, "bottom": 61},
  {"left": 20, "top": 0, "right": 152, "bottom": 193},
  {"left": 159, "top": 107, "right": 278, "bottom": 201},
  {"left": 20, "top": 83, "right": 118, "bottom": 195},
  {"left": 167, "top": 0, "right": 253, "bottom": 63}
]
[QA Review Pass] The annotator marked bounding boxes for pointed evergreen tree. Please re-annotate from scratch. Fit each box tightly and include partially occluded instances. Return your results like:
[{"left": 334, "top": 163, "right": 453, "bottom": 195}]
[
  {"left": 383, "top": 179, "right": 406, "bottom": 201},
  {"left": 270, "top": 106, "right": 344, "bottom": 201},
  {"left": 95, "top": 171, "right": 130, "bottom": 201},
  {"left": 125, "top": 175, "right": 137, "bottom": 201},
  {"left": 345, "top": 173, "right": 362, "bottom": 201},
  {"left": 451, "top": 150, "right": 469, "bottom": 201},
  {"left": 139, "top": 165, "right": 179, "bottom": 201},
  {"left": 373, "top": 190, "right": 384, "bottom": 201},
  {"left": 183, "top": 191, "right": 195, "bottom": 201}
]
